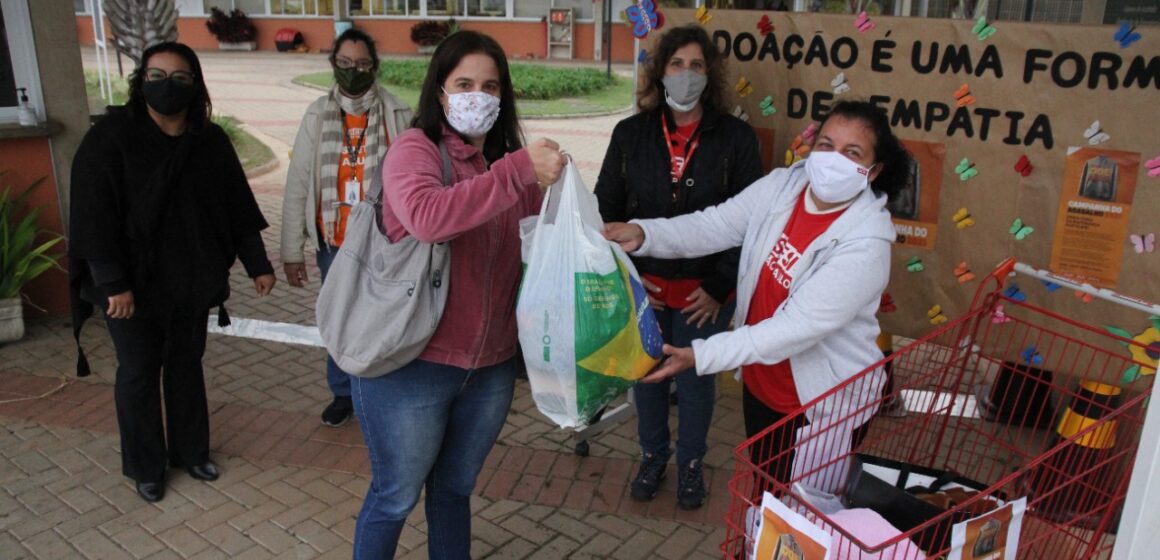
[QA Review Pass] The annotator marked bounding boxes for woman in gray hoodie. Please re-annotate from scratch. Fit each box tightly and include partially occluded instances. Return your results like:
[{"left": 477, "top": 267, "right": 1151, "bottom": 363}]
[{"left": 605, "top": 100, "right": 911, "bottom": 491}]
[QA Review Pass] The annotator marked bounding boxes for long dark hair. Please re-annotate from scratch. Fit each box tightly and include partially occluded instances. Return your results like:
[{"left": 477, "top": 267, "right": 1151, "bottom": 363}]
[
  {"left": 638, "top": 25, "right": 728, "bottom": 114},
  {"left": 127, "top": 42, "right": 212, "bottom": 128},
  {"left": 329, "top": 28, "right": 380, "bottom": 72},
  {"left": 816, "top": 100, "right": 911, "bottom": 200},
  {"left": 412, "top": 30, "right": 523, "bottom": 162}
]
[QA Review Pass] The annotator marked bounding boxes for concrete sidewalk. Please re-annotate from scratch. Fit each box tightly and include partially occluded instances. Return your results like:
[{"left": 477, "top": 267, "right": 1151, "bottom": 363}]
[{"left": 0, "top": 49, "right": 744, "bottom": 559}]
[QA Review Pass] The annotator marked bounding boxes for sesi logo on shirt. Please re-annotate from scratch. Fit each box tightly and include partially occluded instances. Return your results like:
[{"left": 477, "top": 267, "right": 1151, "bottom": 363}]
[{"left": 763, "top": 233, "right": 802, "bottom": 289}]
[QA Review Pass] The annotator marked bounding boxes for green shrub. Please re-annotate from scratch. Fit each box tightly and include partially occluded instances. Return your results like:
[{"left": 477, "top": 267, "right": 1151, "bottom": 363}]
[{"left": 378, "top": 60, "right": 618, "bottom": 100}]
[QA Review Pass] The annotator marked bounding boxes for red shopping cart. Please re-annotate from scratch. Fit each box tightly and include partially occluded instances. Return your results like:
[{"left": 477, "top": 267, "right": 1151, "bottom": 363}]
[{"left": 722, "top": 258, "right": 1160, "bottom": 559}]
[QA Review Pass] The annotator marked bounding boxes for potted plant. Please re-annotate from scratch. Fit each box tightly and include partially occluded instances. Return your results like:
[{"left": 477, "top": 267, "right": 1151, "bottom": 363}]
[
  {"left": 206, "top": 7, "right": 258, "bottom": 51},
  {"left": 0, "top": 175, "right": 64, "bottom": 342},
  {"left": 410, "top": 19, "right": 458, "bottom": 54}
]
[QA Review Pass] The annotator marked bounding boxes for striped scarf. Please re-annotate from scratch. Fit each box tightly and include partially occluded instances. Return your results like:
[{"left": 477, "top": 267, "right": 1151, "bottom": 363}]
[{"left": 317, "top": 84, "right": 390, "bottom": 245}]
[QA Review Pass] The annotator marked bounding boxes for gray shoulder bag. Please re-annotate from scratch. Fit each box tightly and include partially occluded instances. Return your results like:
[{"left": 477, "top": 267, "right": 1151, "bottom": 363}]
[{"left": 316, "top": 141, "right": 453, "bottom": 377}]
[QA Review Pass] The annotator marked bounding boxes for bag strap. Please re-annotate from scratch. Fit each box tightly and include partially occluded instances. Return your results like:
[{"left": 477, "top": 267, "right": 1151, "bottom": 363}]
[{"left": 369, "top": 139, "right": 453, "bottom": 204}]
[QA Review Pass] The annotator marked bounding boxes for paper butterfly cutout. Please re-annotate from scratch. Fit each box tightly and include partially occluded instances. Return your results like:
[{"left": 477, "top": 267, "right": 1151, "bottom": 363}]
[
  {"left": 735, "top": 76, "right": 754, "bottom": 97},
  {"left": 954, "top": 261, "right": 976, "bottom": 283},
  {"left": 879, "top": 292, "right": 896, "bottom": 313},
  {"left": 1145, "top": 155, "right": 1160, "bottom": 178},
  {"left": 637, "top": 48, "right": 648, "bottom": 63},
  {"left": 1131, "top": 232, "right": 1155, "bottom": 254},
  {"left": 854, "top": 11, "right": 875, "bottom": 33},
  {"left": 800, "top": 122, "right": 818, "bottom": 145},
  {"left": 731, "top": 105, "right": 749, "bottom": 123},
  {"left": 759, "top": 95, "right": 776, "bottom": 116},
  {"left": 694, "top": 5, "right": 712, "bottom": 25},
  {"left": 972, "top": 15, "right": 997, "bottom": 40},
  {"left": 1021, "top": 346, "right": 1044, "bottom": 366},
  {"left": 757, "top": 14, "right": 774, "bottom": 36},
  {"left": 1041, "top": 279, "right": 1062, "bottom": 292},
  {"left": 991, "top": 304, "right": 1012, "bottom": 324},
  {"left": 626, "top": 0, "right": 660, "bottom": 39},
  {"left": 831, "top": 72, "right": 850, "bottom": 95},
  {"left": 955, "top": 158, "right": 978, "bottom": 181},
  {"left": 1014, "top": 155, "right": 1033, "bottom": 177},
  {"left": 1114, "top": 22, "right": 1141, "bottom": 49},
  {"left": 1075, "top": 290, "right": 1094, "bottom": 303},
  {"left": 952, "top": 207, "right": 975, "bottom": 229},
  {"left": 928, "top": 305, "right": 948, "bottom": 325},
  {"left": 1084, "top": 120, "right": 1110, "bottom": 145},
  {"left": 1003, "top": 283, "right": 1026, "bottom": 302},
  {"left": 953, "top": 84, "right": 976, "bottom": 107},
  {"left": 1010, "top": 218, "right": 1034, "bottom": 240},
  {"left": 906, "top": 257, "right": 924, "bottom": 272}
]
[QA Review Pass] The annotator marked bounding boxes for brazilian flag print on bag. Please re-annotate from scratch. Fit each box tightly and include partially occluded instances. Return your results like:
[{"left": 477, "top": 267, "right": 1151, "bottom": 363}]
[{"left": 516, "top": 162, "right": 663, "bottom": 428}]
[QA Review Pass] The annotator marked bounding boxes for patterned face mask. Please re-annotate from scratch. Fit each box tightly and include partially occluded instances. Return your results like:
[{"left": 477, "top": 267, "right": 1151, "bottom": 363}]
[{"left": 442, "top": 89, "right": 501, "bottom": 139}]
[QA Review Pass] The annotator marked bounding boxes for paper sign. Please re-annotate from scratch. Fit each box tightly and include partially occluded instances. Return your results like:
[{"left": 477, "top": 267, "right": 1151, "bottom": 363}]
[
  {"left": 1049, "top": 148, "right": 1139, "bottom": 288},
  {"left": 890, "top": 140, "right": 946, "bottom": 250},
  {"left": 751, "top": 492, "right": 832, "bottom": 560},
  {"left": 948, "top": 498, "right": 1027, "bottom": 560}
]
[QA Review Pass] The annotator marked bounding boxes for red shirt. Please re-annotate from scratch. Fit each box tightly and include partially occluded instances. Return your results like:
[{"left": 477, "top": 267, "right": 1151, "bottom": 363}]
[{"left": 744, "top": 193, "right": 846, "bottom": 413}]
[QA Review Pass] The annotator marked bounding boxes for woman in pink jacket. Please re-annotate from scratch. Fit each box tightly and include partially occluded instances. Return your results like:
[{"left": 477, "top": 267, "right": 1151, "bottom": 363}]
[{"left": 352, "top": 31, "right": 567, "bottom": 559}]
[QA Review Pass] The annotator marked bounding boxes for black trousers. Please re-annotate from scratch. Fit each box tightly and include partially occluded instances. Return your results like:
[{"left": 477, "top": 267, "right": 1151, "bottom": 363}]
[
  {"left": 105, "top": 310, "right": 211, "bottom": 483},
  {"left": 743, "top": 384, "right": 870, "bottom": 495}
]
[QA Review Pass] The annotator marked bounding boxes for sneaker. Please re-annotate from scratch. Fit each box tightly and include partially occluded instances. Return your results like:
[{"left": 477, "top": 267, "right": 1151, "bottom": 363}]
[
  {"left": 321, "top": 396, "right": 353, "bottom": 427},
  {"left": 677, "top": 459, "right": 706, "bottom": 510},
  {"left": 630, "top": 453, "right": 668, "bottom": 501}
]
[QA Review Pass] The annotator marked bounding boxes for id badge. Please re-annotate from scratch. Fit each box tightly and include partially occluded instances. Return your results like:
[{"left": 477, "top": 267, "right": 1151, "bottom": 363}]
[{"left": 343, "top": 179, "right": 361, "bottom": 205}]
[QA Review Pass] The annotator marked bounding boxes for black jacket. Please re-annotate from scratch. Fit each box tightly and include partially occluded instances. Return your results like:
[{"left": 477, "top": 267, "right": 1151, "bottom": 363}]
[
  {"left": 595, "top": 106, "right": 763, "bottom": 303},
  {"left": 68, "top": 107, "right": 273, "bottom": 375}
]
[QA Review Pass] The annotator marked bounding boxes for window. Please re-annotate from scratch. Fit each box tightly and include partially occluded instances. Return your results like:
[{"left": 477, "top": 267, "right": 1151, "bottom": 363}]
[
  {"left": 426, "top": 0, "right": 456, "bottom": 16},
  {"left": 74, "top": 0, "right": 89, "bottom": 14},
  {"left": 1, "top": 0, "right": 42, "bottom": 124},
  {"left": 468, "top": 0, "right": 506, "bottom": 17}
]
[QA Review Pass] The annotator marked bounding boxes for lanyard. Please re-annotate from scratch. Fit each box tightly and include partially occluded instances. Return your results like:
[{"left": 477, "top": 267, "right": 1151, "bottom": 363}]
[
  {"left": 662, "top": 120, "right": 699, "bottom": 184},
  {"left": 341, "top": 111, "right": 366, "bottom": 168}
]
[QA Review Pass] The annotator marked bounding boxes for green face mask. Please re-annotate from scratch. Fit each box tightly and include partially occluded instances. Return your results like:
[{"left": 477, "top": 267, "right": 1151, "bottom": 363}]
[{"left": 335, "top": 67, "right": 375, "bottom": 96}]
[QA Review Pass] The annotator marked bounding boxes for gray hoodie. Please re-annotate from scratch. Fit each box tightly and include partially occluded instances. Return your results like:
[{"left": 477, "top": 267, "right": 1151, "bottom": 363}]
[{"left": 632, "top": 160, "right": 895, "bottom": 423}]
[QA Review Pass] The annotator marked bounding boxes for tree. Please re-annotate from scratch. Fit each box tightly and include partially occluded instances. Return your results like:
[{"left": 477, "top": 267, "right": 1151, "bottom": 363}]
[{"left": 103, "top": 0, "right": 178, "bottom": 64}]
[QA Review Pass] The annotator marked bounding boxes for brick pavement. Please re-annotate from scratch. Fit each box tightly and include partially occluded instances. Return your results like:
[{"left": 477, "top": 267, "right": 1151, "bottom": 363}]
[{"left": 0, "top": 50, "right": 748, "bottom": 558}]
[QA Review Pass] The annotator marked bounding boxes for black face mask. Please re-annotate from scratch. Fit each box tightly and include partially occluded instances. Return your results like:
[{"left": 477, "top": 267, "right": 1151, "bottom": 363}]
[
  {"left": 142, "top": 78, "right": 196, "bottom": 116},
  {"left": 334, "top": 67, "right": 376, "bottom": 97}
]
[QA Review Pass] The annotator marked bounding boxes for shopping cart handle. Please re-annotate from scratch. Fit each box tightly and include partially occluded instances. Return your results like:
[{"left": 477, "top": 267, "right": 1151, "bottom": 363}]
[{"left": 988, "top": 258, "right": 1160, "bottom": 316}]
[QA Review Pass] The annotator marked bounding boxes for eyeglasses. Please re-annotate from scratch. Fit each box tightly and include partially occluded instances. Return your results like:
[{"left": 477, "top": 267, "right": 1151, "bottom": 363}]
[
  {"left": 335, "top": 57, "right": 375, "bottom": 72},
  {"left": 144, "top": 68, "right": 196, "bottom": 86}
]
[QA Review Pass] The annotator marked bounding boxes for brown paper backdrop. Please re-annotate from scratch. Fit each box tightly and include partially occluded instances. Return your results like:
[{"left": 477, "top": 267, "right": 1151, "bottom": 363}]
[{"left": 642, "top": 10, "right": 1160, "bottom": 340}]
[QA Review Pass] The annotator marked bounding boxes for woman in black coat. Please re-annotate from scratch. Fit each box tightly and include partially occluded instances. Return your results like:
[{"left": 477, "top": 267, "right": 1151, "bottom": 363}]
[
  {"left": 595, "top": 24, "right": 763, "bottom": 510},
  {"left": 69, "top": 42, "right": 276, "bottom": 503}
]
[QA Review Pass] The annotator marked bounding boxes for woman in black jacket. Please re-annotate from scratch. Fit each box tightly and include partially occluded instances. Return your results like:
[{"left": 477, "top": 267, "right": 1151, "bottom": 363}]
[
  {"left": 69, "top": 42, "right": 276, "bottom": 503},
  {"left": 595, "top": 24, "right": 763, "bottom": 510}
]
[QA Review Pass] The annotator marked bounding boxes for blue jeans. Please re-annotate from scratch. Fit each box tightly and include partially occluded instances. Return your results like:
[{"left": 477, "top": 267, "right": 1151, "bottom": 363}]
[
  {"left": 635, "top": 302, "right": 734, "bottom": 466},
  {"left": 316, "top": 245, "right": 351, "bottom": 398},
  {"left": 351, "top": 358, "right": 517, "bottom": 560}
]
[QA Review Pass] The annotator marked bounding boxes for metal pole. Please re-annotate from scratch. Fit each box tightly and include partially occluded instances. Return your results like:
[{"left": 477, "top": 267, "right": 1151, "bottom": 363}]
[
  {"left": 1022, "top": 0, "right": 1034, "bottom": 21},
  {"left": 605, "top": 0, "right": 613, "bottom": 79}
]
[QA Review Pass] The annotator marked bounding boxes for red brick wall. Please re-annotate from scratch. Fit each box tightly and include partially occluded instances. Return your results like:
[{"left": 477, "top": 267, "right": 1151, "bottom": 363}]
[
  {"left": 0, "top": 138, "right": 67, "bottom": 316},
  {"left": 76, "top": 16, "right": 639, "bottom": 62}
]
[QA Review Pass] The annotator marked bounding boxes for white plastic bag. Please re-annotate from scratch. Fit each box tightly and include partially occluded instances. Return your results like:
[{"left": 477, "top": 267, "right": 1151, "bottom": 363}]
[{"left": 516, "top": 162, "right": 663, "bottom": 428}]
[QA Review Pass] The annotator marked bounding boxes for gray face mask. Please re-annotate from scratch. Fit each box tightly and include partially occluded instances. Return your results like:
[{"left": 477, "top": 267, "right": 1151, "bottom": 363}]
[{"left": 662, "top": 70, "right": 708, "bottom": 111}]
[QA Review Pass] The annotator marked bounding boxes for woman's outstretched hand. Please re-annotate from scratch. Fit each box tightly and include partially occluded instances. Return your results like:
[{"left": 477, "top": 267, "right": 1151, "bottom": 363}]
[
  {"left": 603, "top": 222, "right": 645, "bottom": 253},
  {"left": 640, "top": 344, "right": 695, "bottom": 383}
]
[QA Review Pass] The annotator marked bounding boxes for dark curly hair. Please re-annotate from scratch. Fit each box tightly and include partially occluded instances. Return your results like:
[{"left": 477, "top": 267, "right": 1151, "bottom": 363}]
[
  {"left": 127, "top": 42, "right": 212, "bottom": 129},
  {"left": 638, "top": 25, "right": 728, "bottom": 114},
  {"left": 816, "top": 100, "right": 911, "bottom": 201},
  {"left": 329, "top": 28, "right": 380, "bottom": 72}
]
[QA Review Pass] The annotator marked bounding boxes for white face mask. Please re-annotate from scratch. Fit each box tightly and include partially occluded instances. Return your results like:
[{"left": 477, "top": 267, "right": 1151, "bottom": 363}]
[
  {"left": 805, "top": 150, "right": 874, "bottom": 204},
  {"left": 443, "top": 89, "right": 501, "bottom": 139}
]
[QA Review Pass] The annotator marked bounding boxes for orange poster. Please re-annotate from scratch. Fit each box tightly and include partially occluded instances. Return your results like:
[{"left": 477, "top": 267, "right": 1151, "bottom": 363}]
[
  {"left": 890, "top": 140, "right": 945, "bottom": 250},
  {"left": 1049, "top": 148, "right": 1140, "bottom": 288},
  {"left": 753, "top": 493, "right": 831, "bottom": 560}
]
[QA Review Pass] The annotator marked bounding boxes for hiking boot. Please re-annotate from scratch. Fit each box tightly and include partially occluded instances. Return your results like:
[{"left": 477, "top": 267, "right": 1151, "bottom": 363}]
[
  {"left": 321, "top": 396, "right": 354, "bottom": 427},
  {"left": 630, "top": 453, "right": 668, "bottom": 501},
  {"left": 677, "top": 459, "right": 706, "bottom": 510}
]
